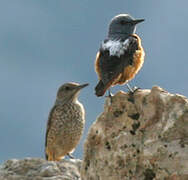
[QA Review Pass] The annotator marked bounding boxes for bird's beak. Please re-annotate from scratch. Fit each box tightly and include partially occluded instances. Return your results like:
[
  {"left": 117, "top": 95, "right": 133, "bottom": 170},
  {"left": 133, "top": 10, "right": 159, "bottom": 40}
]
[
  {"left": 131, "top": 19, "right": 145, "bottom": 24},
  {"left": 77, "top": 83, "right": 89, "bottom": 90}
]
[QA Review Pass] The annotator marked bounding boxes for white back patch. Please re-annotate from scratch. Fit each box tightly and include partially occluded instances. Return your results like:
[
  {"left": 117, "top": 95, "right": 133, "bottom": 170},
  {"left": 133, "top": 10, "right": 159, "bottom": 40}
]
[{"left": 102, "top": 39, "right": 129, "bottom": 57}]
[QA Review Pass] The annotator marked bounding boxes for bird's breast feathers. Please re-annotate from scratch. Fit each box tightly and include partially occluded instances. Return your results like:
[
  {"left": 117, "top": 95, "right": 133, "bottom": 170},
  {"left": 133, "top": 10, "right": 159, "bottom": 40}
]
[
  {"left": 95, "top": 34, "right": 144, "bottom": 85},
  {"left": 101, "top": 38, "right": 130, "bottom": 57},
  {"left": 75, "top": 100, "right": 85, "bottom": 120}
]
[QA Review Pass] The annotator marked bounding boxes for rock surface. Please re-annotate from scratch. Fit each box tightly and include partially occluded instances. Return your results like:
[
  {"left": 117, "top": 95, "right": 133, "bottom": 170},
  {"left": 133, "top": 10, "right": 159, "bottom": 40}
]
[
  {"left": 1, "top": 86, "right": 188, "bottom": 180},
  {"left": 0, "top": 158, "right": 81, "bottom": 180},
  {"left": 81, "top": 86, "right": 188, "bottom": 180}
]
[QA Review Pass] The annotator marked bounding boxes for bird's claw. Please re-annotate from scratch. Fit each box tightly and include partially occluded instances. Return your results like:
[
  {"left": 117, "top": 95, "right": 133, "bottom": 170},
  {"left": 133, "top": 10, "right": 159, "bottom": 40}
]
[
  {"left": 126, "top": 83, "right": 140, "bottom": 94},
  {"left": 130, "top": 86, "right": 140, "bottom": 94},
  {"left": 67, "top": 153, "right": 75, "bottom": 159},
  {"left": 105, "top": 90, "right": 113, "bottom": 103}
]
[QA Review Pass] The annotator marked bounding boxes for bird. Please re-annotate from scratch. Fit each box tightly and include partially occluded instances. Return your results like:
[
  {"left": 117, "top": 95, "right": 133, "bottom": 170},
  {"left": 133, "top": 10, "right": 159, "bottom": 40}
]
[
  {"left": 45, "top": 82, "right": 88, "bottom": 161},
  {"left": 95, "top": 14, "right": 145, "bottom": 97}
]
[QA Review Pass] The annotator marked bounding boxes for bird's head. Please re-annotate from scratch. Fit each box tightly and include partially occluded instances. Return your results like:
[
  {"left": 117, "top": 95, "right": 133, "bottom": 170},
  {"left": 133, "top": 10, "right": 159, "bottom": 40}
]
[
  {"left": 56, "top": 82, "right": 89, "bottom": 104},
  {"left": 108, "top": 14, "right": 144, "bottom": 40}
]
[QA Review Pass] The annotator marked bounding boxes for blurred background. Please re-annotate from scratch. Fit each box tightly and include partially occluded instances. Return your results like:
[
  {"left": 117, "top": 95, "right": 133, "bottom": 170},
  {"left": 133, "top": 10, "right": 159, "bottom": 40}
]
[{"left": 0, "top": 0, "right": 188, "bottom": 163}]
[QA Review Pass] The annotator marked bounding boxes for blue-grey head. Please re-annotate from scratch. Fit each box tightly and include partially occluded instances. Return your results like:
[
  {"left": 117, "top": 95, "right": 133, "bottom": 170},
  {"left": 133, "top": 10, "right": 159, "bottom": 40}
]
[{"left": 108, "top": 14, "right": 144, "bottom": 40}]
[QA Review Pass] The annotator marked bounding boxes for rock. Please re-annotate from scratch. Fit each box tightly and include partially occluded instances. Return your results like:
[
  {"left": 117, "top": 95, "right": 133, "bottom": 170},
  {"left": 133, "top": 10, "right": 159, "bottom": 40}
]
[
  {"left": 81, "top": 86, "right": 188, "bottom": 180},
  {"left": 0, "top": 157, "right": 81, "bottom": 180}
]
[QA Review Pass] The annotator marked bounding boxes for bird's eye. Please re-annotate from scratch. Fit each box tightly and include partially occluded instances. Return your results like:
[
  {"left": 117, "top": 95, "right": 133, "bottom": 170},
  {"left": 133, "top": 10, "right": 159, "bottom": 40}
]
[
  {"left": 65, "top": 86, "right": 70, "bottom": 91},
  {"left": 120, "top": 20, "right": 126, "bottom": 25}
]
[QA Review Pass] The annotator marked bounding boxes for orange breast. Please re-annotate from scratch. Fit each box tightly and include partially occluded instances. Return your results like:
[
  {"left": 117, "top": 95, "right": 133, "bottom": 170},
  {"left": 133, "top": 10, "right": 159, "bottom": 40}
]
[
  {"left": 115, "top": 34, "right": 145, "bottom": 85},
  {"left": 95, "top": 52, "right": 101, "bottom": 79}
]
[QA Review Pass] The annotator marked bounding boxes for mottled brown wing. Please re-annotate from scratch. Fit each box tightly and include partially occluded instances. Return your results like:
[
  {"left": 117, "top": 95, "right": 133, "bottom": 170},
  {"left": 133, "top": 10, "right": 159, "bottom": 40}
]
[
  {"left": 45, "top": 105, "right": 56, "bottom": 159},
  {"left": 101, "top": 36, "right": 138, "bottom": 84}
]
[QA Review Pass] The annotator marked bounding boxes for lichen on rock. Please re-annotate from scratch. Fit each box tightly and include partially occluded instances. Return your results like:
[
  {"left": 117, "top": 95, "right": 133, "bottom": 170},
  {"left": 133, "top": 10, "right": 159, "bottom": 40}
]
[
  {"left": 0, "top": 86, "right": 187, "bottom": 180},
  {"left": 0, "top": 158, "right": 81, "bottom": 180},
  {"left": 81, "top": 86, "right": 188, "bottom": 180}
]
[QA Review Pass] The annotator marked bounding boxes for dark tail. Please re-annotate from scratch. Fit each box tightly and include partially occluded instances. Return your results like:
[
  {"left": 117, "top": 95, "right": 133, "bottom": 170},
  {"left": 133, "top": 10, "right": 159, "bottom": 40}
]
[
  {"left": 95, "top": 80, "right": 107, "bottom": 97},
  {"left": 45, "top": 152, "right": 48, "bottom": 160}
]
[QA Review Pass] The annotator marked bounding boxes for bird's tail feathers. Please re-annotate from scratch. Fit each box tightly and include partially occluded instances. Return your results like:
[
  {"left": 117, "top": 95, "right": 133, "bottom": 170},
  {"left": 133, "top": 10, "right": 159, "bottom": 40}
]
[
  {"left": 45, "top": 148, "right": 49, "bottom": 160},
  {"left": 45, "top": 152, "right": 48, "bottom": 160},
  {"left": 95, "top": 80, "right": 109, "bottom": 97}
]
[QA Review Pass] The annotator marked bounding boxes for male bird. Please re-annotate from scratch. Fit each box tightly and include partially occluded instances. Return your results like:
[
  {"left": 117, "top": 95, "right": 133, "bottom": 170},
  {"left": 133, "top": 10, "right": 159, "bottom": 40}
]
[
  {"left": 45, "top": 82, "right": 88, "bottom": 161},
  {"left": 95, "top": 14, "right": 145, "bottom": 96}
]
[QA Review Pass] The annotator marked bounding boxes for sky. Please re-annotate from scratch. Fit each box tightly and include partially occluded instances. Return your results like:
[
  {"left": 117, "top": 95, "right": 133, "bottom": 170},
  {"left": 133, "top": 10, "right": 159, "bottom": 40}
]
[{"left": 0, "top": 0, "right": 188, "bottom": 163}]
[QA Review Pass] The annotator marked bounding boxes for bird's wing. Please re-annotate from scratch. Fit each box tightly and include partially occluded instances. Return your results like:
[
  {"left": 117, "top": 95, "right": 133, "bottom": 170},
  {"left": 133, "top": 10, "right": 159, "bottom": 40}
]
[
  {"left": 98, "top": 35, "right": 139, "bottom": 85},
  {"left": 45, "top": 105, "right": 56, "bottom": 159}
]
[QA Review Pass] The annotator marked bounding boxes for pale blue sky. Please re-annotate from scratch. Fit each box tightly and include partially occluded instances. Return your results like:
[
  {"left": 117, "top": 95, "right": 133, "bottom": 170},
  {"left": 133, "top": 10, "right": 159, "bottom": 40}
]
[{"left": 0, "top": 0, "right": 188, "bottom": 163}]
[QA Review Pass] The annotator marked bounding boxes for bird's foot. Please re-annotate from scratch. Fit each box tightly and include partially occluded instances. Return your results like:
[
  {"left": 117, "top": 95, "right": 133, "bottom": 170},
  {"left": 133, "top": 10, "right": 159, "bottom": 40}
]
[
  {"left": 67, "top": 153, "right": 75, "bottom": 159},
  {"left": 126, "top": 84, "right": 140, "bottom": 94},
  {"left": 127, "top": 85, "right": 141, "bottom": 104},
  {"left": 108, "top": 91, "right": 113, "bottom": 98},
  {"left": 129, "top": 86, "right": 140, "bottom": 94},
  {"left": 105, "top": 90, "right": 113, "bottom": 104}
]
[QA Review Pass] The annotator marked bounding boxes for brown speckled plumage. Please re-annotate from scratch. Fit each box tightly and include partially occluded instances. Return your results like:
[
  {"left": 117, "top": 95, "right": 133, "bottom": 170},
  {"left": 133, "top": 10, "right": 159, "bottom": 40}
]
[{"left": 45, "top": 82, "right": 88, "bottom": 161}]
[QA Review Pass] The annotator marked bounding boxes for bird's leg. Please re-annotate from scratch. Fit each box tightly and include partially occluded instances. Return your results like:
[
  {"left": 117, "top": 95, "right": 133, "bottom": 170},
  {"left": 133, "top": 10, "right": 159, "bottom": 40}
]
[
  {"left": 126, "top": 83, "right": 133, "bottom": 93},
  {"left": 108, "top": 88, "right": 113, "bottom": 98},
  {"left": 105, "top": 88, "right": 113, "bottom": 97},
  {"left": 67, "top": 153, "right": 75, "bottom": 159},
  {"left": 126, "top": 83, "right": 140, "bottom": 94},
  {"left": 105, "top": 89, "right": 113, "bottom": 104},
  {"left": 126, "top": 83, "right": 140, "bottom": 104}
]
